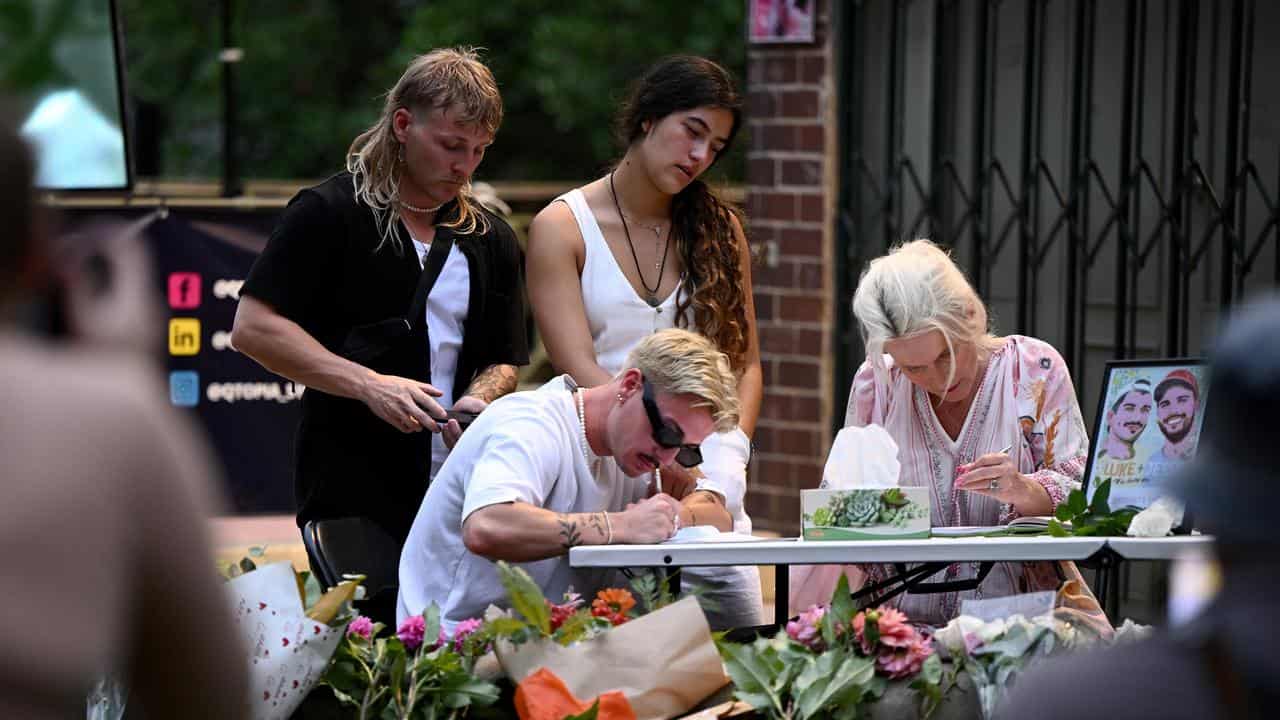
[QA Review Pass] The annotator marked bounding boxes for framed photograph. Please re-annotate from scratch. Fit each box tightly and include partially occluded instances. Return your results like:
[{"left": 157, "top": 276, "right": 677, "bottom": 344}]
[
  {"left": 1082, "top": 359, "right": 1208, "bottom": 511},
  {"left": 749, "top": 0, "right": 816, "bottom": 44}
]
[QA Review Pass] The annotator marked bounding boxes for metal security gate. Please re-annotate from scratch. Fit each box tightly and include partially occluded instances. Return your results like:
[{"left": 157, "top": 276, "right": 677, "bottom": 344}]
[{"left": 834, "top": 0, "right": 1280, "bottom": 431}]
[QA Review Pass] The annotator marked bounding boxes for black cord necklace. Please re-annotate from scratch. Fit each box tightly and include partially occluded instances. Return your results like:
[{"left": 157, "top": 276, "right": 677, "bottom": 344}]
[{"left": 609, "top": 171, "right": 670, "bottom": 307}]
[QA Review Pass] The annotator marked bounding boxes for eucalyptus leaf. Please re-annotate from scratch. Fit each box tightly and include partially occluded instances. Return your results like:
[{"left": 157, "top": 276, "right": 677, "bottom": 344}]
[{"left": 496, "top": 562, "right": 551, "bottom": 635}]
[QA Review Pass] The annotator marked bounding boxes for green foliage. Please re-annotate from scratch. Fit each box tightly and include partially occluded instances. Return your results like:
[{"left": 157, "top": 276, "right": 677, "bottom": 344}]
[
  {"left": 114, "top": 0, "right": 746, "bottom": 181},
  {"left": 1048, "top": 480, "right": 1141, "bottom": 537},
  {"left": 562, "top": 700, "right": 601, "bottom": 720},
  {"left": 496, "top": 562, "right": 552, "bottom": 636}
]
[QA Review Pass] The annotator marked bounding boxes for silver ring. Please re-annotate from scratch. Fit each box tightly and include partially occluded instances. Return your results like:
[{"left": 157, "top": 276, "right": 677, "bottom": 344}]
[{"left": 989, "top": 479, "right": 1000, "bottom": 491}]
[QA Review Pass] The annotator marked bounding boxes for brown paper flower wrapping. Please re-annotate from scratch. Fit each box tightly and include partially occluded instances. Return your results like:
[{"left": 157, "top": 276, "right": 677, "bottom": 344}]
[{"left": 496, "top": 596, "right": 729, "bottom": 720}]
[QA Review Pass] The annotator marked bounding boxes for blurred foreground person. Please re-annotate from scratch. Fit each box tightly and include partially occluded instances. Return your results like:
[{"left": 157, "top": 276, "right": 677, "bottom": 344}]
[
  {"left": 997, "top": 294, "right": 1280, "bottom": 720},
  {"left": 0, "top": 115, "right": 248, "bottom": 717}
]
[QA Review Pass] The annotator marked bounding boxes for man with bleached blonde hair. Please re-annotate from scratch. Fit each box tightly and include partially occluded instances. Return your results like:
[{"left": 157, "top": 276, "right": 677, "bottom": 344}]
[
  {"left": 397, "top": 328, "right": 739, "bottom": 631},
  {"left": 233, "top": 47, "right": 528, "bottom": 547}
]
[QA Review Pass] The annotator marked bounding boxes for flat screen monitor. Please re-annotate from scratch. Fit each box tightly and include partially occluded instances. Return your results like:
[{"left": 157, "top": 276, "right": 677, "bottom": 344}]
[{"left": 5, "top": 0, "right": 132, "bottom": 191}]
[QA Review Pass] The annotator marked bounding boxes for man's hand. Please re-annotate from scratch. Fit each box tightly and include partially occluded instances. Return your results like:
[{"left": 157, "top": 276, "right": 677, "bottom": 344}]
[
  {"left": 362, "top": 373, "right": 446, "bottom": 433},
  {"left": 616, "top": 494, "right": 682, "bottom": 543},
  {"left": 442, "top": 395, "right": 488, "bottom": 449}
]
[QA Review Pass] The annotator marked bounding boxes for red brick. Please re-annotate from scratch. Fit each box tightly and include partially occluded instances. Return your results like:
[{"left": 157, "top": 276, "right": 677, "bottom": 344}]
[
  {"left": 778, "top": 360, "right": 821, "bottom": 388},
  {"left": 778, "top": 428, "right": 820, "bottom": 455},
  {"left": 779, "top": 89, "right": 820, "bottom": 118},
  {"left": 780, "top": 228, "right": 822, "bottom": 256},
  {"left": 744, "top": 489, "right": 773, "bottom": 521},
  {"left": 792, "top": 460, "right": 825, "bottom": 490},
  {"left": 747, "top": 90, "right": 775, "bottom": 118},
  {"left": 748, "top": 157, "right": 775, "bottom": 186},
  {"left": 752, "top": 259, "right": 792, "bottom": 288},
  {"left": 759, "top": 192, "right": 797, "bottom": 222},
  {"left": 797, "top": 124, "right": 825, "bottom": 152},
  {"left": 781, "top": 158, "right": 822, "bottom": 186},
  {"left": 759, "top": 326, "right": 797, "bottom": 354},
  {"left": 753, "top": 459, "right": 793, "bottom": 486},
  {"left": 759, "top": 356, "right": 776, "bottom": 384},
  {"left": 798, "top": 193, "right": 824, "bottom": 222},
  {"left": 799, "top": 55, "right": 826, "bottom": 83},
  {"left": 747, "top": 222, "right": 776, "bottom": 244},
  {"left": 794, "top": 261, "right": 824, "bottom": 289},
  {"left": 762, "top": 392, "right": 821, "bottom": 422},
  {"left": 761, "top": 123, "right": 794, "bottom": 151},
  {"left": 779, "top": 295, "right": 823, "bottom": 322},
  {"left": 777, "top": 493, "right": 802, "bottom": 525},
  {"left": 797, "top": 328, "right": 823, "bottom": 354},
  {"left": 761, "top": 56, "right": 797, "bottom": 84}
]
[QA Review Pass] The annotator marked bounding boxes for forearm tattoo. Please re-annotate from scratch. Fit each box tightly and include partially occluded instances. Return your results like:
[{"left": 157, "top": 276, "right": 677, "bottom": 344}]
[
  {"left": 558, "top": 514, "right": 583, "bottom": 550},
  {"left": 466, "top": 364, "right": 519, "bottom": 403},
  {"left": 559, "top": 512, "right": 608, "bottom": 550}
]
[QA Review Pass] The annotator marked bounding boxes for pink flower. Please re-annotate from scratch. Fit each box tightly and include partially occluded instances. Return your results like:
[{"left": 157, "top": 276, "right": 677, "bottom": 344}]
[
  {"left": 853, "top": 606, "right": 914, "bottom": 654},
  {"left": 785, "top": 605, "right": 828, "bottom": 651},
  {"left": 451, "top": 618, "right": 483, "bottom": 651},
  {"left": 346, "top": 616, "right": 374, "bottom": 640},
  {"left": 397, "top": 615, "right": 425, "bottom": 650},
  {"left": 875, "top": 636, "right": 934, "bottom": 679}
]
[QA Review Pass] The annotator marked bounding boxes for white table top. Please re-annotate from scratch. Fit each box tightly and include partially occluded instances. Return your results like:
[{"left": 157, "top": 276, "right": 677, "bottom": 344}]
[{"left": 568, "top": 534, "right": 1214, "bottom": 568}]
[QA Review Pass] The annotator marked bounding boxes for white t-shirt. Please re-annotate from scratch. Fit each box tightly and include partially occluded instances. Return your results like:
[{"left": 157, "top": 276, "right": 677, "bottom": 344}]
[
  {"left": 396, "top": 375, "right": 650, "bottom": 630},
  {"left": 411, "top": 238, "right": 470, "bottom": 478}
]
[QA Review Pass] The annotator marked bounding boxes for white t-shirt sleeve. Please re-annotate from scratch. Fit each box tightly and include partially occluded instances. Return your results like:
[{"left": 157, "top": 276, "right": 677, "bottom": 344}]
[{"left": 460, "top": 412, "right": 562, "bottom": 523}]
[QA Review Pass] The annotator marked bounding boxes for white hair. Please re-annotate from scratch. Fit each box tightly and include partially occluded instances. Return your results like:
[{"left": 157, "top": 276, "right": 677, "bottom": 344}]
[{"left": 851, "top": 239, "right": 1001, "bottom": 391}]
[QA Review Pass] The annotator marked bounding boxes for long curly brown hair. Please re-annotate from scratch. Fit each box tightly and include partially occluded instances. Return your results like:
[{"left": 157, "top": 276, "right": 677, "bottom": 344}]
[{"left": 615, "top": 56, "right": 750, "bottom": 371}]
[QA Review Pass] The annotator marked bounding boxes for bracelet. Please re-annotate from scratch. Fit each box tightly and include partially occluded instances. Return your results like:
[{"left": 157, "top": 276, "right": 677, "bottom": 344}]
[{"left": 602, "top": 511, "right": 614, "bottom": 545}]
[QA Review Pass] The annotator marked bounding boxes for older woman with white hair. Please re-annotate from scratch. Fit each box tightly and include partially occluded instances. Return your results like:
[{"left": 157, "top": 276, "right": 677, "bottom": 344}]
[{"left": 791, "top": 240, "right": 1093, "bottom": 625}]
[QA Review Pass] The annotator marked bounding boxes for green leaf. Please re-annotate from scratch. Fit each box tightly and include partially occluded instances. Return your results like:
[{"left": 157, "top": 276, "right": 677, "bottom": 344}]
[
  {"left": 1054, "top": 503, "right": 1074, "bottom": 522},
  {"left": 1067, "top": 488, "right": 1088, "bottom": 516},
  {"left": 1088, "top": 479, "right": 1112, "bottom": 515},
  {"left": 423, "top": 604, "right": 442, "bottom": 651},
  {"left": 496, "top": 561, "right": 551, "bottom": 635},
  {"left": 828, "top": 574, "right": 857, "bottom": 631},
  {"left": 1047, "top": 520, "right": 1070, "bottom": 537},
  {"left": 483, "top": 616, "right": 530, "bottom": 639},
  {"left": 795, "top": 650, "right": 875, "bottom": 719},
  {"left": 721, "top": 639, "right": 786, "bottom": 715}
]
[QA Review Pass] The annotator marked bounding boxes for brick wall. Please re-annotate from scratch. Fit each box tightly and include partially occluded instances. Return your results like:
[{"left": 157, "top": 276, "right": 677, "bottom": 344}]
[{"left": 744, "top": 4, "right": 838, "bottom": 534}]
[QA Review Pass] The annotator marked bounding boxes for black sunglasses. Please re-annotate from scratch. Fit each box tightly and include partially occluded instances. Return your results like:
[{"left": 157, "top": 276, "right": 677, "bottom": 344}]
[{"left": 641, "top": 378, "right": 703, "bottom": 468}]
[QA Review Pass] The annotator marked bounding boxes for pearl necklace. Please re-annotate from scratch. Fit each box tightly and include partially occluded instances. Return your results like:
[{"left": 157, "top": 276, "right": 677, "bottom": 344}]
[
  {"left": 575, "top": 388, "right": 599, "bottom": 467},
  {"left": 399, "top": 197, "right": 444, "bottom": 213}
]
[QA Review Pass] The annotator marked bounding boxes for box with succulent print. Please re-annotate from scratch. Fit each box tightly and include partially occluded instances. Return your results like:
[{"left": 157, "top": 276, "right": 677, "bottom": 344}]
[{"left": 801, "top": 487, "right": 931, "bottom": 540}]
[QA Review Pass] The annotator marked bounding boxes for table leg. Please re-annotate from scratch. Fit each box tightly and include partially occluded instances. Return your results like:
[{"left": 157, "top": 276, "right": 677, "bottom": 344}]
[{"left": 774, "top": 564, "right": 789, "bottom": 626}]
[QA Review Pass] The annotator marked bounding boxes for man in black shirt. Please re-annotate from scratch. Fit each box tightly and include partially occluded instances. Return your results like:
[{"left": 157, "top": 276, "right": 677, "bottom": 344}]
[{"left": 232, "top": 48, "right": 529, "bottom": 545}]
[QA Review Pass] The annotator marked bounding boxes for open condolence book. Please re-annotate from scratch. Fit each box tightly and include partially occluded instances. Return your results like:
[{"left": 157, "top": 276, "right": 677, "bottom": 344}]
[{"left": 930, "top": 516, "right": 1068, "bottom": 538}]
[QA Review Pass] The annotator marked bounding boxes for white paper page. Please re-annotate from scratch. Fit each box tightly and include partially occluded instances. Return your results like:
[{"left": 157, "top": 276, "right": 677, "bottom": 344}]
[{"left": 663, "top": 526, "right": 771, "bottom": 544}]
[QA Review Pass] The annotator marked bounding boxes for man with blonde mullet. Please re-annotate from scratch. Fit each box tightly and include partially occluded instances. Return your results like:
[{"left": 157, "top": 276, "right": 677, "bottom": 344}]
[
  {"left": 233, "top": 48, "right": 528, "bottom": 547},
  {"left": 397, "top": 328, "right": 739, "bottom": 630}
]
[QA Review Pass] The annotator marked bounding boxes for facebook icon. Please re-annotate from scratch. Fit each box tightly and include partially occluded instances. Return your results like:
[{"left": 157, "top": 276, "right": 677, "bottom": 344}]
[
  {"left": 169, "top": 370, "right": 200, "bottom": 407},
  {"left": 167, "top": 272, "right": 201, "bottom": 310}
]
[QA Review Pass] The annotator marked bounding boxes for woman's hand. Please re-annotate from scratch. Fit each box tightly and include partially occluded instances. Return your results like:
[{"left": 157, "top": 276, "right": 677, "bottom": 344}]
[
  {"left": 954, "top": 452, "right": 1052, "bottom": 515},
  {"left": 653, "top": 463, "right": 700, "bottom": 500},
  {"left": 442, "top": 395, "right": 487, "bottom": 449}
]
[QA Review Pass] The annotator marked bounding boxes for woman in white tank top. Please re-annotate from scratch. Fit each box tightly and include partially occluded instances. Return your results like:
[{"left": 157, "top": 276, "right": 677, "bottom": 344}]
[{"left": 526, "top": 56, "right": 765, "bottom": 628}]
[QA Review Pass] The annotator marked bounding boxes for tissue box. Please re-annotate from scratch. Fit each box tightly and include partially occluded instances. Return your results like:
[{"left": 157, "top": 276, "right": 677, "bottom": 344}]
[{"left": 801, "top": 488, "right": 930, "bottom": 540}]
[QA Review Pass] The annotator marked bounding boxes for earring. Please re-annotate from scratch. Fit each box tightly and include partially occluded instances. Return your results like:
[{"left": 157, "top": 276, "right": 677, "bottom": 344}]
[
  {"left": 397, "top": 143, "right": 405, "bottom": 164},
  {"left": 616, "top": 393, "right": 624, "bottom": 404}
]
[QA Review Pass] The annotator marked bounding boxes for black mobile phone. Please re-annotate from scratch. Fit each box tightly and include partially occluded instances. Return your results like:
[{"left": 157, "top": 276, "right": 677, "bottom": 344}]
[{"left": 446, "top": 409, "right": 479, "bottom": 430}]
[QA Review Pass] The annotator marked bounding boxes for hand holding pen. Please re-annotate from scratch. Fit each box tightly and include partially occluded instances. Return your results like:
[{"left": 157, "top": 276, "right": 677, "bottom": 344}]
[{"left": 954, "top": 443, "right": 1018, "bottom": 498}]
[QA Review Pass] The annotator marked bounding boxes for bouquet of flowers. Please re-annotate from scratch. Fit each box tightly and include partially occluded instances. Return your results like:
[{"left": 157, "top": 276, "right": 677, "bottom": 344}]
[
  {"left": 319, "top": 606, "right": 500, "bottom": 720},
  {"left": 488, "top": 563, "right": 729, "bottom": 720},
  {"left": 223, "top": 552, "right": 362, "bottom": 720},
  {"left": 720, "top": 575, "right": 947, "bottom": 720},
  {"left": 932, "top": 612, "right": 1080, "bottom": 719}
]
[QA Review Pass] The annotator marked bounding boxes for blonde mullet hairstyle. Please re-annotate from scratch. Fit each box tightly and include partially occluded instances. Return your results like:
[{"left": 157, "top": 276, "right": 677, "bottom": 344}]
[
  {"left": 624, "top": 328, "right": 740, "bottom": 433},
  {"left": 851, "top": 239, "right": 1003, "bottom": 392},
  {"left": 346, "top": 47, "right": 503, "bottom": 253}
]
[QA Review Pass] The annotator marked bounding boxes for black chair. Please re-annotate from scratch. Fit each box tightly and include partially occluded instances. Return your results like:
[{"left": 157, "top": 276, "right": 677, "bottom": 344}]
[{"left": 302, "top": 517, "right": 401, "bottom": 626}]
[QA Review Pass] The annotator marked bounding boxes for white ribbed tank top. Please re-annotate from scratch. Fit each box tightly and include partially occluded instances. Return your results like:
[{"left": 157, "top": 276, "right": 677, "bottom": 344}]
[{"left": 557, "top": 188, "right": 683, "bottom": 375}]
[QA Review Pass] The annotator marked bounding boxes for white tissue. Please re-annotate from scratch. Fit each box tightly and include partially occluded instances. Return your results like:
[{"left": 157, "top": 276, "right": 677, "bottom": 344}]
[{"left": 820, "top": 424, "right": 901, "bottom": 490}]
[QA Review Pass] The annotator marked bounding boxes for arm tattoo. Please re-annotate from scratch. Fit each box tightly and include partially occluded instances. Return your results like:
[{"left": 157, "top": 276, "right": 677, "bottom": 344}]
[
  {"left": 587, "top": 512, "right": 607, "bottom": 539},
  {"left": 558, "top": 514, "right": 583, "bottom": 550},
  {"left": 466, "top": 364, "right": 519, "bottom": 403}
]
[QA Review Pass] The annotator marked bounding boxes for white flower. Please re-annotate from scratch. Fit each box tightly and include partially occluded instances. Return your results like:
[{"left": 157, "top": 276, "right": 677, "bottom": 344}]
[{"left": 1127, "top": 497, "right": 1183, "bottom": 537}]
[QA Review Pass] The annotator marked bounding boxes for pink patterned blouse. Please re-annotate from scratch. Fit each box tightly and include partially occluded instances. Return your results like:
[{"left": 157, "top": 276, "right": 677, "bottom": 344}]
[{"left": 792, "top": 335, "right": 1090, "bottom": 624}]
